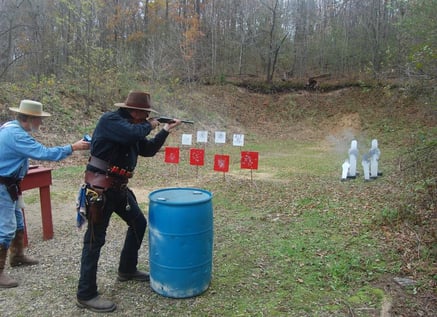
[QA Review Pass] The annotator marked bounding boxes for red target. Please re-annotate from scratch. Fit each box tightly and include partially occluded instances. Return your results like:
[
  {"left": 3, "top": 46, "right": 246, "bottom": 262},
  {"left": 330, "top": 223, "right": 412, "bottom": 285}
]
[
  {"left": 164, "top": 147, "right": 180, "bottom": 164},
  {"left": 190, "top": 148, "right": 205, "bottom": 166},
  {"left": 213, "top": 154, "right": 230, "bottom": 172},
  {"left": 240, "top": 151, "right": 259, "bottom": 170}
]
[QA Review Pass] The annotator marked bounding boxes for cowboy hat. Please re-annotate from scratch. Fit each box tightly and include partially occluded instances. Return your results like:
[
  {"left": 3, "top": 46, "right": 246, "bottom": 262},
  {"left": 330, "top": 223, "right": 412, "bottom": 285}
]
[
  {"left": 114, "top": 91, "right": 158, "bottom": 113},
  {"left": 9, "top": 100, "right": 51, "bottom": 117}
]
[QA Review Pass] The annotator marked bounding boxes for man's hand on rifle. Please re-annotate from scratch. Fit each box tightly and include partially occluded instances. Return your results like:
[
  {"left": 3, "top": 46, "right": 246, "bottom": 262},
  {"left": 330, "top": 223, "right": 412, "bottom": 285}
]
[{"left": 163, "top": 119, "right": 181, "bottom": 132}]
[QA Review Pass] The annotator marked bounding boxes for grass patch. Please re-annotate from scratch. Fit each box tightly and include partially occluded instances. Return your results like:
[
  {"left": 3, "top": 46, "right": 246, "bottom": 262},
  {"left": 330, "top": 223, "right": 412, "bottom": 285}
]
[
  {"left": 12, "top": 84, "right": 434, "bottom": 316},
  {"left": 208, "top": 177, "right": 392, "bottom": 315},
  {"left": 33, "top": 138, "right": 398, "bottom": 316}
]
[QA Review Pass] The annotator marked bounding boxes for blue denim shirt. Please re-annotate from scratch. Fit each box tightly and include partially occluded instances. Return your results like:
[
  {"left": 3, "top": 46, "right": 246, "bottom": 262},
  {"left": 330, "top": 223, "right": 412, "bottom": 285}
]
[{"left": 0, "top": 120, "right": 73, "bottom": 179}]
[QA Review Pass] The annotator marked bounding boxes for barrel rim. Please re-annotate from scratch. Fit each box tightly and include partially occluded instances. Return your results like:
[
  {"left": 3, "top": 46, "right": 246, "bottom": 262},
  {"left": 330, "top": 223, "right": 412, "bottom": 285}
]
[{"left": 148, "top": 187, "right": 213, "bottom": 205}]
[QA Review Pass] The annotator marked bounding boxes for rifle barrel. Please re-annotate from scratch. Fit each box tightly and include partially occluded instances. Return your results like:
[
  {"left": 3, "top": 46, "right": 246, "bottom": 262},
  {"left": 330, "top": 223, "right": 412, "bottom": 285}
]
[{"left": 156, "top": 117, "right": 194, "bottom": 124}]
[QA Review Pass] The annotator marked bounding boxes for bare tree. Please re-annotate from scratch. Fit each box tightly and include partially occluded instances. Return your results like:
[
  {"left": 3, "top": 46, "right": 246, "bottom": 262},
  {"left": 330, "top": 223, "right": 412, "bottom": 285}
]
[
  {"left": 0, "top": 0, "right": 433, "bottom": 87},
  {"left": 0, "top": 0, "right": 37, "bottom": 80}
]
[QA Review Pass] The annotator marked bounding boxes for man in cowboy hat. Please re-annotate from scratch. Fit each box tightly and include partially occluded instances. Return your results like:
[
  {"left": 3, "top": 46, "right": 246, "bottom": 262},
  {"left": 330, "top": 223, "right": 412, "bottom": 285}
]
[
  {"left": 0, "top": 99, "right": 90, "bottom": 288},
  {"left": 76, "top": 91, "right": 181, "bottom": 313}
]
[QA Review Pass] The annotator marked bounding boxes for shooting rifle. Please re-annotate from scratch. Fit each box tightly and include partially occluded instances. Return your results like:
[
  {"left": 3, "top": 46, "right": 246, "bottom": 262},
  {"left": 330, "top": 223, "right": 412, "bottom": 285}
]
[{"left": 155, "top": 116, "right": 194, "bottom": 124}]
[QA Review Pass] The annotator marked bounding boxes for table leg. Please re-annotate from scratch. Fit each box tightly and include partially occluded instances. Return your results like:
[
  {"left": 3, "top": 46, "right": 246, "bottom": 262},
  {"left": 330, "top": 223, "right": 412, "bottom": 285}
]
[
  {"left": 22, "top": 209, "right": 28, "bottom": 247},
  {"left": 39, "top": 186, "right": 54, "bottom": 240}
]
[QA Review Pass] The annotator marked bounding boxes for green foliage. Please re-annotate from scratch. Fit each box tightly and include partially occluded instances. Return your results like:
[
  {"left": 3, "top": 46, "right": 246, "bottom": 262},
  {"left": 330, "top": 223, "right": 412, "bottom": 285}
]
[
  {"left": 65, "top": 47, "right": 121, "bottom": 105},
  {"left": 217, "top": 73, "right": 226, "bottom": 85},
  {"left": 376, "top": 207, "right": 400, "bottom": 225},
  {"left": 347, "top": 286, "right": 386, "bottom": 307},
  {"left": 400, "top": 138, "right": 437, "bottom": 214},
  {"left": 0, "top": 82, "right": 24, "bottom": 122},
  {"left": 399, "top": 0, "right": 437, "bottom": 78}
]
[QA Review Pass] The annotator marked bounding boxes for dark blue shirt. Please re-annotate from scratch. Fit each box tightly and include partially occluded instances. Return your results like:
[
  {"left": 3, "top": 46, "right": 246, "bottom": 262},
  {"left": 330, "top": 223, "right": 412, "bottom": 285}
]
[{"left": 88, "top": 108, "right": 169, "bottom": 173}]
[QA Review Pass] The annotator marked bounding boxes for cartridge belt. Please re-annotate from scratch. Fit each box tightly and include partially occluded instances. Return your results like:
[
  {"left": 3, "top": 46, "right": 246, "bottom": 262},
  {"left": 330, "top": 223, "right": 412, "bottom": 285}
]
[
  {"left": 88, "top": 156, "right": 133, "bottom": 178},
  {"left": 85, "top": 170, "right": 128, "bottom": 191}
]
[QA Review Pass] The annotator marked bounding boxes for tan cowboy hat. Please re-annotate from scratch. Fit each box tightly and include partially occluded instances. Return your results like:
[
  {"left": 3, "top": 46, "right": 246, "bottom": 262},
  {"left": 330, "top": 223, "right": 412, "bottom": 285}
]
[
  {"left": 9, "top": 100, "right": 51, "bottom": 117},
  {"left": 114, "top": 91, "right": 158, "bottom": 113}
]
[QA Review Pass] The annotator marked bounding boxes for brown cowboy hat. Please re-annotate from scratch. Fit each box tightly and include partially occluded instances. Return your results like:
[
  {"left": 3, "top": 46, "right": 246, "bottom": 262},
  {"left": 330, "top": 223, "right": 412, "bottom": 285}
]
[
  {"left": 114, "top": 91, "right": 158, "bottom": 113},
  {"left": 9, "top": 100, "right": 51, "bottom": 117}
]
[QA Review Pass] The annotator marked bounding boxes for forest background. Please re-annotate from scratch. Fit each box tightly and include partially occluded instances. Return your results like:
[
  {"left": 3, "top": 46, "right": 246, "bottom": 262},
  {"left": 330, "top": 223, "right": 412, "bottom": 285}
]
[
  {"left": 0, "top": 0, "right": 436, "bottom": 96},
  {"left": 0, "top": 0, "right": 436, "bottom": 316}
]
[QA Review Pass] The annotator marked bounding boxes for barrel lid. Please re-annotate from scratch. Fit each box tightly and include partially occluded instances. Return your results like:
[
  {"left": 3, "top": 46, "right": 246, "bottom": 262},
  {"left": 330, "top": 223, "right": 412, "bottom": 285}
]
[{"left": 149, "top": 187, "right": 212, "bottom": 205}]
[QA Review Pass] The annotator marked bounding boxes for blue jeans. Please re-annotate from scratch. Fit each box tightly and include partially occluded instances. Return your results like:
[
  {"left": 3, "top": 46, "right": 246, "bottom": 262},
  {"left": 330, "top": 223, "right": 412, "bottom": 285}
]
[
  {"left": 0, "top": 184, "right": 25, "bottom": 248},
  {"left": 77, "top": 187, "right": 147, "bottom": 300}
]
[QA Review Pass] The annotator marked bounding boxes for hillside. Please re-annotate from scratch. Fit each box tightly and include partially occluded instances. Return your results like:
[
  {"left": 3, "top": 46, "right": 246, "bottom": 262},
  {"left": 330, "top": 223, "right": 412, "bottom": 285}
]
[
  {"left": 2, "top": 82, "right": 436, "bottom": 316},
  {"left": 36, "top": 82, "right": 437, "bottom": 270},
  {"left": 29, "top": 83, "right": 436, "bottom": 164}
]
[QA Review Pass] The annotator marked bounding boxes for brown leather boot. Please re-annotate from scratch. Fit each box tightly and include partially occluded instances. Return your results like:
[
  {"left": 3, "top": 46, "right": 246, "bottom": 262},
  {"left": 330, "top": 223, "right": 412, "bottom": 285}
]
[
  {"left": 0, "top": 244, "right": 18, "bottom": 288},
  {"left": 9, "top": 230, "right": 39, "bottom": 267}
]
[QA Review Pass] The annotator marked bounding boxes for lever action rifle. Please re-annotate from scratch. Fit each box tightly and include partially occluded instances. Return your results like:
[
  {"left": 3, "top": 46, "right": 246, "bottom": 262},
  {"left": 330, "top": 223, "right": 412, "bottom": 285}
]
[{"left": 155, "top": 116, "right": 194, "bottom": 124}]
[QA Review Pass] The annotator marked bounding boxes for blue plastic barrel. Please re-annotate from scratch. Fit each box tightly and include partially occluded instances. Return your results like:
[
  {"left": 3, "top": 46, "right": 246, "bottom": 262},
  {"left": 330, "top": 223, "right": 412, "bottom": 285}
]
[{"left": 148, "top": 187, "right": 213, "bottom": 298}]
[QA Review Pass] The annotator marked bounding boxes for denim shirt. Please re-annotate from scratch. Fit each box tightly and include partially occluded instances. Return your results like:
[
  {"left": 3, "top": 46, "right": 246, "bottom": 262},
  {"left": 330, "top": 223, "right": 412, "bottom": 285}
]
[
  {"left": 88, "top": 108, "right": 169, "bottom": 173},
  {"left": 0, "top": 120, "right": 73, "bottom": 179}
]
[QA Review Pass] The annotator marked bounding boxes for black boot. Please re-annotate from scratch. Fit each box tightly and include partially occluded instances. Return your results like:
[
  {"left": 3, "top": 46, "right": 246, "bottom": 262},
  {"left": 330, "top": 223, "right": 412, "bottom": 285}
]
[{"left": 117, "top": 270, "right": 150, "bottom": 282}]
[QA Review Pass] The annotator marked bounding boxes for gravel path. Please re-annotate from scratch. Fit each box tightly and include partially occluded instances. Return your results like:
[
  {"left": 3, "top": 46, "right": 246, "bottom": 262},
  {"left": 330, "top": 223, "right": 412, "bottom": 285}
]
[{"left": 0, "top": 187, "right": 185, "bottom": 317}]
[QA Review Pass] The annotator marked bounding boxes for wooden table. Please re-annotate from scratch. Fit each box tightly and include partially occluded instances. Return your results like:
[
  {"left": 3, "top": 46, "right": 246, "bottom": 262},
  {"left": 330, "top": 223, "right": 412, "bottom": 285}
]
[{"left": 21, "top": 166, "right": 53, "bottom": 246}]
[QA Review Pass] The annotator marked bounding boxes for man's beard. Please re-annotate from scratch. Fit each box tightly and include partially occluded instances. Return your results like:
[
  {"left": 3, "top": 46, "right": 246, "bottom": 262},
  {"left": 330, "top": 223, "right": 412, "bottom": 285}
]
[{"left": 30, "top": 123, "right": 40, "bottom": 133}]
